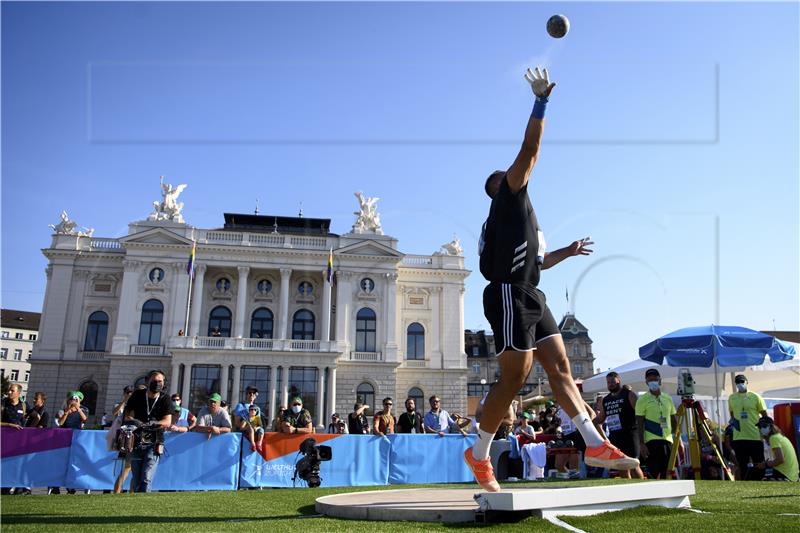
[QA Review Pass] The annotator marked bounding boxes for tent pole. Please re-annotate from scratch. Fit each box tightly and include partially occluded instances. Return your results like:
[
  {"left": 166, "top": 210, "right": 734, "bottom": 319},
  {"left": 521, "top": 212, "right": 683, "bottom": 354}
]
[{"left": 713, "top": 216, "right": 726, "bottom": 479}]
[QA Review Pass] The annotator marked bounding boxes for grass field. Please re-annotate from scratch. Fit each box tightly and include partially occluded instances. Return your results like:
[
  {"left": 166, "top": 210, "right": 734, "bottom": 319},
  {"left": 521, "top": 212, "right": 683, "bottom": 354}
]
[{"left": 2, "top": 480, "right": 799, "bottom": 532}]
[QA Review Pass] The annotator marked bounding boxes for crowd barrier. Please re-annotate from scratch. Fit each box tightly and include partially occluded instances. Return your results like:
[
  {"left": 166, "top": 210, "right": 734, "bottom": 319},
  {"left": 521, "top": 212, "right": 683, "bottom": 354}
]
[{"left": 1, "top": 428, "right": 477, "bottom": 490}]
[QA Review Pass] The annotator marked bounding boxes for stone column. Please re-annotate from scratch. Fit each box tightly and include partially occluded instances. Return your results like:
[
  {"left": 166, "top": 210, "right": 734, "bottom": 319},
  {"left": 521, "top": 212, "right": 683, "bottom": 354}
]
[
  {"left": 231, "top": 363, "right": 241, "bottom": 406},
  {"left": 280, "top": 367, "right": 289, "bottom": 407},
  {"left": 269, "top": 365, "right": 278, "bottom": 422},
  {"left": 383, "top": 273, "right": 399, "bottom": 361},
  {"left": 181, "top": 364, "right": 192, "bottom": 403},
  {"left": 327, "top": 366, "right": 337, "bottom": 421},
  {"left": 111, "top": 259, "right": 141, "bottom": 354},
  {"left": 334, "top": 271, "right": 352, "bottom": 350},
  {"left": 63, "top": 270, "right": 90, "bottom": 359},
  {"left": 278, "top": 268, "right": 292, "bottom": 340},
  {"left": 188, "top": 264, "right": 207, "bottom": 336},
  {"left": 171, "top": 261, "right": 191, "bottom": 339},
  {"left": 317, "top": 367, "right": 325, "bottom": 427},
  {"left": 234, "top": 266, "right": 250, "bottom": 338},
  {"left": 321, "top": 270, "right": 332, "bottom": 342},
  {"left": 220, "top": 364, "right": 230, "bottom": 402},
  {"left": 170, "top": 361, "right": 181, "bottom": 395}
]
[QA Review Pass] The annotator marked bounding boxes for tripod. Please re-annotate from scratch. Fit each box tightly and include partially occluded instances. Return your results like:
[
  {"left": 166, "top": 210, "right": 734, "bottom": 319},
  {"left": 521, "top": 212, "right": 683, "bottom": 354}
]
[{"left": 667, "top": 397, "right": 735, "bottom": 481}]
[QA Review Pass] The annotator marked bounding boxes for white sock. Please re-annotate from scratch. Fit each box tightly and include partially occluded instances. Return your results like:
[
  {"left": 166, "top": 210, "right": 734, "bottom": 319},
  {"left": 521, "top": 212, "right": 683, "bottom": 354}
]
[
  {"left": 472, "top": 428, "right": 495, "bottom": 461},
  {"left": 572, "top": 412, "right": 605, "bottom": 448}
]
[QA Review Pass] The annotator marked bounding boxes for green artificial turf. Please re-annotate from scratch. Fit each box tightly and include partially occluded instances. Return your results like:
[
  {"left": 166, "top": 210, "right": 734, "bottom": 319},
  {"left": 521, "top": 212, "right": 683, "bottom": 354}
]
[{"left": 1, "top": 480, "right": 798, "bottom": 532}]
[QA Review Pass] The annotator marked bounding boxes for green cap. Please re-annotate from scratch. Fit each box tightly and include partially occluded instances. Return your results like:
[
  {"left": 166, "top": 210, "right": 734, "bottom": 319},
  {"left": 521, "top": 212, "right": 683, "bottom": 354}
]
[
  {"left": 290, "top": 396, "right": 303, "bottom": 405},
  {"left": 545, "top": 400, "right": 555, "bottom": 408},
  {"left": 208, "top": 393, "right": 222, "bottom": 402},
  {"left": 522, "top": 411, "right": 534, "bottom": 420},
  {"left": 70, "top": 391, "right": 84, "bottom": 401}
]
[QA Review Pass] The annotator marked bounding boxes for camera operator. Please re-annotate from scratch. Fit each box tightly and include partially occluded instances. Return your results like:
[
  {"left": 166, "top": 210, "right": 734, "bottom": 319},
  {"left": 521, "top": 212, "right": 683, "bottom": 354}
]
[{"left": 123, "top": 369, "right": 171, "bottom": 493}]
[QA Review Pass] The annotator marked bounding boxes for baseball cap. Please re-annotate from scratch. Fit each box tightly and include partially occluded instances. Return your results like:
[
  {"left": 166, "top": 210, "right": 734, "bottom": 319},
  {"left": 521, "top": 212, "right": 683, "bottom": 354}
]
[
  {"left": 545, "top": 400, "right": 555, "bottom": 408},
  {"left": 522, "top": 411, "right": 534, "bottom": 420},
  {"left": 290, "top": 396, "right": 303, "bottom": 405},
  {"left": 645, "top": 368, "right": 661, "bottom": 378},
  {"left": 208, "top": 393, "right": 222, "bottom": 402},
  {"left": 70, "top": 391, "right": 84, "bottom": 401},
  {"left": 734, "top": 374, "right": 747, "bottom": 384}
]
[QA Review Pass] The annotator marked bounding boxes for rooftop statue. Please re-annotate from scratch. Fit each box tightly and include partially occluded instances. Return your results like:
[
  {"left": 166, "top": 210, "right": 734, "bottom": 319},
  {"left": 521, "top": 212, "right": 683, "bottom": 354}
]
[
  {"left": 49, "top": 211, "right": 78, "bottom": 235},
  {"left": 148, "top": 175, "right": 187, "bottom": 223},
  {"left": 437, "top": 235, "right": 463, "bottom": 256},
  {"left": 352, "top": 191, "right": 383, "bottom": 235}
]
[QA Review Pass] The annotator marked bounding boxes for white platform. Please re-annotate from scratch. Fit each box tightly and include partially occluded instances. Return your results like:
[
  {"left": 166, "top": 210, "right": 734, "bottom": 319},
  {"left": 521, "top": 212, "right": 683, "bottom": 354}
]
[
  {"left": 476, "top": 480, "right": 696, "bottom": 518},
  {"left": 316, "top": 481, "right": 696, "bottom": 523}
]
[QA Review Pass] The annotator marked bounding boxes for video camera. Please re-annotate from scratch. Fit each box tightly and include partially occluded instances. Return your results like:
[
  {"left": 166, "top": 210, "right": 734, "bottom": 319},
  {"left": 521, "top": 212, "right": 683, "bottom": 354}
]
[
  {"left": 294, "top": 438, "right": 332, "bottom": 488},
  {"left": 677, "top": 368, "right": 695, "bottom": 398},
  {"left": 114, "top": 419, "right": 165, "bottom": 454}
]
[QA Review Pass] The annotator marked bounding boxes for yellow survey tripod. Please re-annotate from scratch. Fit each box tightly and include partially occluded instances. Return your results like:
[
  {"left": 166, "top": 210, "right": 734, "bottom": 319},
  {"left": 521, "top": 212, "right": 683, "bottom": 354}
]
[{"left": 667, "top": 397, "right": 735, "bottom": 481}]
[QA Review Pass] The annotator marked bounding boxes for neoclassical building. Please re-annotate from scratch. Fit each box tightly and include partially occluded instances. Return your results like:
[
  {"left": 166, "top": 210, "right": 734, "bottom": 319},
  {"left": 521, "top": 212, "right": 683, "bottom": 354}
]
[{"left": 28, "top": 185, "right": 469, "bottom": 426}]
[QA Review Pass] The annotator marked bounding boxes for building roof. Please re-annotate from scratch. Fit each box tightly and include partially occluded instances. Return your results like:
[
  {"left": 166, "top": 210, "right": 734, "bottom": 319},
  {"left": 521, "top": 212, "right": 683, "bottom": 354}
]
[
  {"left": 1, "top": 309, "right": 41, "bottom": 331},
  {"left": 558, "top": 313, "right": 593, "bottom": 342},
  {"left": 220, "top": 213, "right": 337, "bottom": 236},
  {"left": 465, "top": 330, "right": 495, "bottom": 357}
]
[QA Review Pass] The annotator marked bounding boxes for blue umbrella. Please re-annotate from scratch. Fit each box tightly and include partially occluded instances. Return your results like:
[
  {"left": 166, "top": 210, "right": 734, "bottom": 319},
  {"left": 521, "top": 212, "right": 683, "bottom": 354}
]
[{"left": 639, "top": 325, "right": 796, "bottom": 367}]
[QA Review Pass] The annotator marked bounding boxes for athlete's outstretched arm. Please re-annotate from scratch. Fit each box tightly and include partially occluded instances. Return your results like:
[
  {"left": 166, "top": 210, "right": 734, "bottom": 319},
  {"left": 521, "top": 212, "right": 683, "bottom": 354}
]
[
  {"left": 506, "top": 67, "right": 555, "bottom": 194},
  {"left": 542, "top": 237, "right": 594, "bottom": 270}
]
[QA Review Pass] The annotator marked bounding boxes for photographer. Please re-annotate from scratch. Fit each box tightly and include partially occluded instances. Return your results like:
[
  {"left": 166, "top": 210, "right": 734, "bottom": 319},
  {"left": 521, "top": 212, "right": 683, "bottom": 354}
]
[
  {"left": 348, "top": 403, "right": 370, "bottom": 435},
  {"left": 327, "top": 413, "right": 348, "bottom": 434},
  {"left": 57, "top": 391, "right": 88, "bottom": 429},
  {"left": 123, "top": 370, "right": 171, "bottom": 493}
]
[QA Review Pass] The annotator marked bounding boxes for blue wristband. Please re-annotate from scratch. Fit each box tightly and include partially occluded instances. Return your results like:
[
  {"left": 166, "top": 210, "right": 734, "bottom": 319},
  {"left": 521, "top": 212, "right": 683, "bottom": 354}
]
[{"left": 531, "top": 97, "right": 548, "bottom": 119}]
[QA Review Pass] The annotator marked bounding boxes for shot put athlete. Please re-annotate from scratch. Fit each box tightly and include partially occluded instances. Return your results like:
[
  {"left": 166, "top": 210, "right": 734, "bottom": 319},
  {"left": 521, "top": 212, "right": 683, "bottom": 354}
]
[{"left": 464, "top": 67, "right": 639, "bottom": 492}]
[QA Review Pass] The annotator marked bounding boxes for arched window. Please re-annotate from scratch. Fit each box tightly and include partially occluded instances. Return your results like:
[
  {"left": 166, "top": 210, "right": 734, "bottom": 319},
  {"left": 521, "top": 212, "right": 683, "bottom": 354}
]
[
  {"left": 250, "top": 307, "right": 274, "bottom": 339},
  {"left": 406, "top": 322, "right": 425, "bottom": 360},
  {"left": 78, "top": 380, "right": 99, "bottom": 415},
  {"left": 407, "top": 387, "right": 424, "bottom": 410},
  {"left": 84, "top": 311, "right": 109, "bottom": 352},
  {"left": 138, "top": 299, "right": 163, "bottom": 345},
  {"left": 208, "top": 306, "right": 232, "bottom": 337},
  {"left": 356, "top": 382, "right": 375, "bottom": 414},
  {"left": 292, "top": 309, "right": 315, "bottom": 340},
  {"left": 355, "top": 308, "right": 376, "bottom": 352}
]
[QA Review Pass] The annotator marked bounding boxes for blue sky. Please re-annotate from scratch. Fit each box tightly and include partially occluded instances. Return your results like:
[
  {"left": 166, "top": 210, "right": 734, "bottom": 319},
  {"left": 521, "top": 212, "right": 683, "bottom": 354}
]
[{"left": 3, "top": 1, "right": 798, "bottom": 370}]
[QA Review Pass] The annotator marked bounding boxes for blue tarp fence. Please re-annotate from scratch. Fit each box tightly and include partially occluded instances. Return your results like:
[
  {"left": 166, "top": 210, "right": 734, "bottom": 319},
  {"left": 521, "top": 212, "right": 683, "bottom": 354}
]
[{"left": 1, "top": 429, "right": 476, "bottom": 490}]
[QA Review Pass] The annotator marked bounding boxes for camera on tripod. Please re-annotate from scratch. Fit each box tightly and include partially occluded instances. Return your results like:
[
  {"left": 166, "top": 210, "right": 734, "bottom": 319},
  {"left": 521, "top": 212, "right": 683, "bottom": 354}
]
[
  {"left": 677, "top": 368, "right": 695, "bottom": 398},
  {"left": 294, "top": 438, "right": 332, "bottom": 488}
]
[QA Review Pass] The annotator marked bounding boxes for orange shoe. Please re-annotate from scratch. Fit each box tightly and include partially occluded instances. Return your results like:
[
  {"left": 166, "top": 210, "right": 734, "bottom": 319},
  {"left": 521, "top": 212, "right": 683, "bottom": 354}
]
[
  {"left": 463, "top": 447, "right": 501, "bottom": 492},
  {"left": 584, "top": 441, "right": 640, "bottom": 470}
]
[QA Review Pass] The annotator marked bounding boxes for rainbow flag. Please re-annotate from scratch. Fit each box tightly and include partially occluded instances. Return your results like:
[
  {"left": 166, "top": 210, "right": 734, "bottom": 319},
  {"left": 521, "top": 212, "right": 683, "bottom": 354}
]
[
  {"left": 187, "top": 241, "right": 196, "bottom": 278},
  {"left": 326, "top": 248, "right": 333, "bottom": 283}
]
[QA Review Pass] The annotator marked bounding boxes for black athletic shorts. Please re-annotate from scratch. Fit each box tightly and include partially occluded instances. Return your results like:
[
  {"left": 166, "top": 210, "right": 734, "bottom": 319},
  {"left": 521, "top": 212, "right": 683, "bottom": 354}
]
[
  {"left": 609, "top": 430, "right": 641, "bottom": 462},
  {"left": 483, "top": 282, "right": 560, "bottom": 354}
]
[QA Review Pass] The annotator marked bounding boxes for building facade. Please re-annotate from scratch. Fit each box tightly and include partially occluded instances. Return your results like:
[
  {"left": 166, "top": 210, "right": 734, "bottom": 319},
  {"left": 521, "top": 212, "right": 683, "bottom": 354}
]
[
  {"left": 27, "top": 186, "right": 469, "bottom": 426},
  {"left": 465, "top": 312, "right": 596, "bottom": 413},
  {"left": 1, "top": 309, "right": 40, "bottom": 400}
]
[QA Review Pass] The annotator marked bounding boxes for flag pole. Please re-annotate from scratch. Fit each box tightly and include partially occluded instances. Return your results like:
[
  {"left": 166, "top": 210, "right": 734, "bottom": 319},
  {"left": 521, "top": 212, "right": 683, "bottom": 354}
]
[{"left": 184, "top": 238, "right": 196, "bottom": 336}]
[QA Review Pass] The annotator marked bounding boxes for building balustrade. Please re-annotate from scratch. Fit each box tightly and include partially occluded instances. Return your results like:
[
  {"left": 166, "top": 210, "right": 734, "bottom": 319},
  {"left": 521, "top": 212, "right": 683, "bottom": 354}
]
[
  {"left": 79, "top": 351, "right": 106, "bottom": 361},
  {"left": 350, "top": 351, "right": 383, "bottom": 362},
  {"left": 129, "top": 344, "right": 165, "bottom": 356},
  {"left": 404, "top": 359, "right": 427, "bottom": 368},
  {"left": 168, "top": 336, "right": 334, "bottom": 353}
]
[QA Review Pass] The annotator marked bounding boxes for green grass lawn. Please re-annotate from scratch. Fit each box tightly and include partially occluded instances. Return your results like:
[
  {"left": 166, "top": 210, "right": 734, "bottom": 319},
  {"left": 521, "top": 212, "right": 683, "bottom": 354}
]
[{"left": 1, "top": 480, "right": 798, "bottom": 532}]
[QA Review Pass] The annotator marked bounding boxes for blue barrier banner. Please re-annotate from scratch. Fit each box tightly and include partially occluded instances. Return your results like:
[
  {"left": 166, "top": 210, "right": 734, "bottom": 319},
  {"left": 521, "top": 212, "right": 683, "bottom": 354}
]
[
  {"left": 240, "top": 433, "right": 390, "bottom": 488},
  {"left": 1, "top": 428, "right": 72, "bottom": 488},
  {"left": 387, "top": 434, "right": 477, "bottom": 484},
  {"left": 65, "top": 430, "right": 242, "bottom": 491}
]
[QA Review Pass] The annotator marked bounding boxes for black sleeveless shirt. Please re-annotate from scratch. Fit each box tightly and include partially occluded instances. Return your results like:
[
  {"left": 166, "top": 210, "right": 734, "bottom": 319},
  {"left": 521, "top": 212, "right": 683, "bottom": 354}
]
[
  {"left": 602, "top": 389, "right": 637, "bottom": 435},
  {"left": 479, "top": 178, "right": 546, "bottom": 286}
]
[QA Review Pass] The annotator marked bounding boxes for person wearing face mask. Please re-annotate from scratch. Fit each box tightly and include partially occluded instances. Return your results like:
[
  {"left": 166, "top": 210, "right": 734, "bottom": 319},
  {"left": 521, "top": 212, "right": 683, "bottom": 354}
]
[
  {"left": 280, "top": 396, "right": 313, "bottom": 434},
  {"left": 168, "top": 394, "right": 196, "bottom": 432},
  {"left": 755, "top": 416, "right": 798, "bottom": 482},
  {"left": 635, "top": 369, "right": 679, "bottom": 479},
  {"left": 595, "top": 372, "right": 644, "bottom": 479},
  {"left": 123, "top": 369, "right": 171, "bottom": 492},
  {"left": 728, "top": 374, "right": 768, "bottom": 480}
]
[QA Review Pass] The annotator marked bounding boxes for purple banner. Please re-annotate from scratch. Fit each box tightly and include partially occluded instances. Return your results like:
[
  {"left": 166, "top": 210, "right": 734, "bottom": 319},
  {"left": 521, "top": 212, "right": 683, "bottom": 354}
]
[{"left": 0, "top": 428, "right": 73, "bottom": 459}]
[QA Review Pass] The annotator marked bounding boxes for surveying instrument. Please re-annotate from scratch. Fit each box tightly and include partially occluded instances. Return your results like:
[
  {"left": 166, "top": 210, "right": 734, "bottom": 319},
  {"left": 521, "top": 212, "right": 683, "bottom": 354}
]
[{"left": 666, "top": 368, "right": 735, "bottom": 481}]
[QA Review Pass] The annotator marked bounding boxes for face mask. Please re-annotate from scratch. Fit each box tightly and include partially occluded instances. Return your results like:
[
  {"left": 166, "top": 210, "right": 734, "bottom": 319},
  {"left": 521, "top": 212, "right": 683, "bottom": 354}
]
[
  {"left": 149, "top": 381, "right": 164, "bottom": 393},
  {"left": 291, "top": 405, "right": 302, "bottom": 414},
  {"left": 647, "top": 381, "right": 660, "bottom": 392},
  {"left": 760, "top": 427, "right": 770, "bottom": 436},
  {"left": 736, "top": 383, "right": 747, "bottom": 393},
  {"left": 172, "top": 401, "right": 181, "bottom": 410}
]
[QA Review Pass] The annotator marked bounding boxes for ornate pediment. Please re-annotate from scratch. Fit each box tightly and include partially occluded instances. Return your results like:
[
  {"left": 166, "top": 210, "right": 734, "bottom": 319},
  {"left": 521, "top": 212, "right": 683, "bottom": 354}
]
[
  {"left": 336, "top": 240, "right": 403, "bottom": 259},
  {"left": 119, "top": 227, "right": 194, "bottom": 247}
]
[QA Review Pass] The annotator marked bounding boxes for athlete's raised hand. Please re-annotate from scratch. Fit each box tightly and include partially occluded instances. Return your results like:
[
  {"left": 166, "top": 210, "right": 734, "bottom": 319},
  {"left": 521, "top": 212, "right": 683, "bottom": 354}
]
[
  {"left": 568, "top": 236, "right": 594, "bottom": 256},
  {"left": 524, "top": 67, "right": 555, "bottom": 98}
]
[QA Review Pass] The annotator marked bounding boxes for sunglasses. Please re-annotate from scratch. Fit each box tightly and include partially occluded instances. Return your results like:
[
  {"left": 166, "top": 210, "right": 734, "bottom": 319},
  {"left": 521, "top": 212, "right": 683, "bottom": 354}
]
[
  {"left": 291, "top": 403, "right": 302, "bottom": 407},
  {"left": 384, "top": 403, "right": 393, "bottom": 406}
]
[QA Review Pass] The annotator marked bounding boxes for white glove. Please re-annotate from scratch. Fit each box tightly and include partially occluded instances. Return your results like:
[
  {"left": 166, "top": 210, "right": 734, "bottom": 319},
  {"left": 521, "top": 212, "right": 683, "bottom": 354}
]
[{"left": 524, "top": 67, "right": 555, "bottom": 99}]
